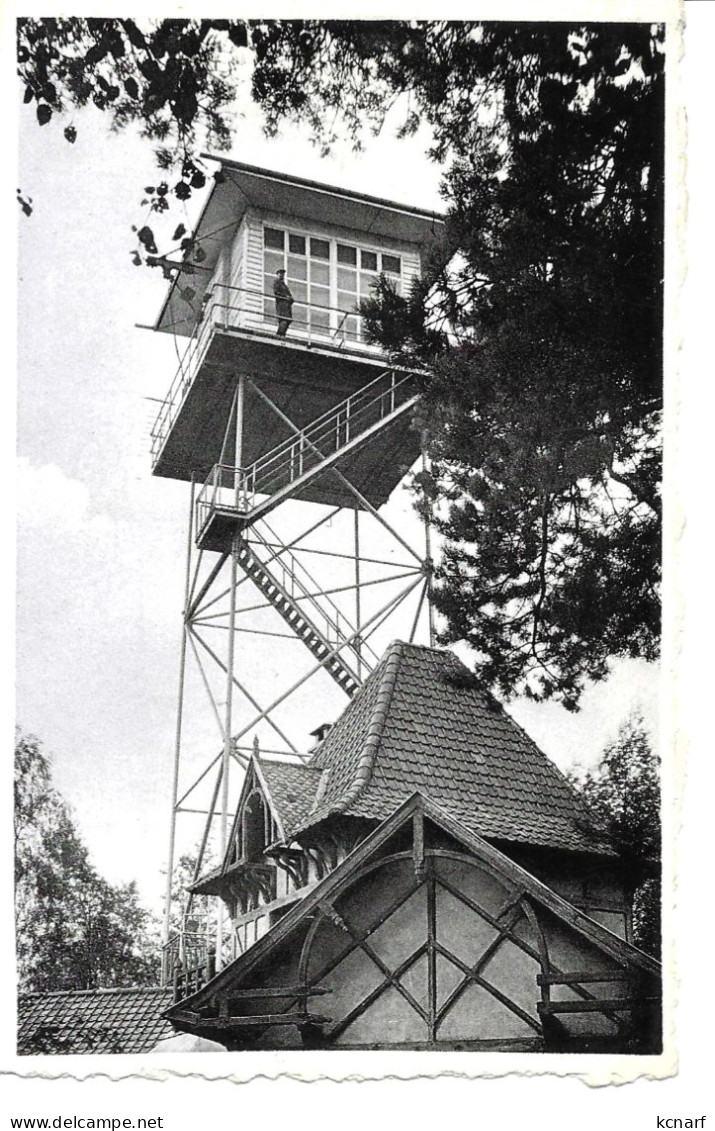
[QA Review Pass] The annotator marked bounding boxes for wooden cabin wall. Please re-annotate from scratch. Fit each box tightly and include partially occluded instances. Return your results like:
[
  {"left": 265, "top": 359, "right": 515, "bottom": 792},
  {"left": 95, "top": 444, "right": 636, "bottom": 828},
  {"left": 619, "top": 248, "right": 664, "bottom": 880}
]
[
  {"left": 229, "top": 222, "right": 247, "bottom": 307},
  {"left": 505, "top": 848, "right": 633, "bottom": 942},
  {"left": 192, "top": 840, "right": 658, "bottom": 1051}
]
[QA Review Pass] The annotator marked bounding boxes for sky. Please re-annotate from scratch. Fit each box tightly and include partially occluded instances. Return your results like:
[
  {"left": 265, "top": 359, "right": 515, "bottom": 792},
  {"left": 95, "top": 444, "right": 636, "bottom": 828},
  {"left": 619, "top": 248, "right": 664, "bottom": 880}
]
[{"left": 14, "top": 34, "right": 661, "bottom": 916}]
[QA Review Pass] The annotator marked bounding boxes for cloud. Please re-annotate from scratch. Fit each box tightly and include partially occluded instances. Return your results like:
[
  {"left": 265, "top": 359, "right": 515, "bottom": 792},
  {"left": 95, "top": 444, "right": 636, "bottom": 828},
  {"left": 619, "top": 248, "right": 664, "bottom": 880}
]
[{"left": 17, "top": 457, "right": 103, "bottom": 534}]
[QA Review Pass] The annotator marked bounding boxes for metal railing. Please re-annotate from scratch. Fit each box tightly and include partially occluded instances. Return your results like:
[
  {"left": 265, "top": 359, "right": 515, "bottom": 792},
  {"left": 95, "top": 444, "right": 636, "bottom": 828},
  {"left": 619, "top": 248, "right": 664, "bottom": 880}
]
[
  {"left": 161, "top": 931, "right": 213, "bottom": 994},
  {"left": 150, "top": 282, "right": 384, "bottom": 466},
  {"left": 194, "top": 366, "right": 416, "bottom": 537}
]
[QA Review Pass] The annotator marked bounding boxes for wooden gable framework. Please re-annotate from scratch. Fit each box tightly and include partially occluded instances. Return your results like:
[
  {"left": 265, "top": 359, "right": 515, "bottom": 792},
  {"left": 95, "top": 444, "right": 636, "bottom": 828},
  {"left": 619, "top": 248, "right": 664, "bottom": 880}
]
[{"left": 166, "top": 795, "right": 661, "bottom": 1054}]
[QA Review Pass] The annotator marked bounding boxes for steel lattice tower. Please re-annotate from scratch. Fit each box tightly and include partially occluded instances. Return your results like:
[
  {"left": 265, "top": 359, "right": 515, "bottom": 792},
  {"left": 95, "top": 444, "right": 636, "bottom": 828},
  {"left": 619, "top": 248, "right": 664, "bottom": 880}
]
[{"left": 148, "top": 159, "right": 445, "bottom": 972}]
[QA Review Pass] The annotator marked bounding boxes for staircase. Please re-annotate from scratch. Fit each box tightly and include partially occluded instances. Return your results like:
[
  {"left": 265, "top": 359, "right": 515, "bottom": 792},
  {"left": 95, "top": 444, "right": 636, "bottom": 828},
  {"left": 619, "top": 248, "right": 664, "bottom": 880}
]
[
  {"left": 235, "top": 537, "right": 363, "bottom": 697},
  {"left": 243, "top": 367, "right": 417, "bottom": 507},
  {"left": 195, "top": 367, "right": 418, "bottom": 546}
]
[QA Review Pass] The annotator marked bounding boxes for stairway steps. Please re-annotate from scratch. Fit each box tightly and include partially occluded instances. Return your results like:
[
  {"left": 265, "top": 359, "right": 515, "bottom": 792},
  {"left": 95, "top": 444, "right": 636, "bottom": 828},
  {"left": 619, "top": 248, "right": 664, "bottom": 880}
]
[{"left": 235, "top": 538, "right": 361, "bottom": 698}]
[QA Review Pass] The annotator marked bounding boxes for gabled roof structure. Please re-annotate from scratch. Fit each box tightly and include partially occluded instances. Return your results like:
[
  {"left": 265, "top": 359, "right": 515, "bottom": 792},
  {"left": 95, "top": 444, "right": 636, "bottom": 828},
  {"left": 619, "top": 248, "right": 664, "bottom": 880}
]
[
  {"left": 17, "top": 987, "right": 174, "bottom": 1056},
  {"left": 215, "top": 642, "right": 613, "bottom": 858},
  {"left": 299, "top": 642, "right": 612, "bottom": 855},
  {"left": 166, "top": 794, "right": 660, "bottom": 1052}
]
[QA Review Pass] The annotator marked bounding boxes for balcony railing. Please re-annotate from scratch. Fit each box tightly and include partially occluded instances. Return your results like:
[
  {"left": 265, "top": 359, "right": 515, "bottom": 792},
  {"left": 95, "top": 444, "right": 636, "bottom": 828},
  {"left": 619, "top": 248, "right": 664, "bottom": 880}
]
[
  {"left": 161, "top": 931, "right": 214, "bottom": 996},
  {"left": 150, "top": 282, "right": 384, "bottom": 467}
]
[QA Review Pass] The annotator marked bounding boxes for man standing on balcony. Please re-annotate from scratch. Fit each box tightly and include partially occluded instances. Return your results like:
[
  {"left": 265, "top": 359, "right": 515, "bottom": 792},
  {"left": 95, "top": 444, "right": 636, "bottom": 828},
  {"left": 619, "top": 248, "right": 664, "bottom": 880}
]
[{"left": 273, "top": 269, "right": 294, "bottom": 337}]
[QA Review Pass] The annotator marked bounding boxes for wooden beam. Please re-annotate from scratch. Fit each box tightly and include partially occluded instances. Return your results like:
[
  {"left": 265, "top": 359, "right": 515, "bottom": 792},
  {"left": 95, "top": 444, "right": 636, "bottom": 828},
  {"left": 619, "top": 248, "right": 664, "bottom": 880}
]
[
  {"left": 225, "top": 986, "right": 332, "bottom": 999},
  {"left": 538, "top": 998, "right": 660, "bottom": 1015},
  {"left": 413, "top": 808, "right": 425, "bottom": 880},
  {"left": 172, "top": 1009, "right": 331, "bottom": 1029},
  {"left": 537, "top": 971, "right": 631, "bottom": 986}
]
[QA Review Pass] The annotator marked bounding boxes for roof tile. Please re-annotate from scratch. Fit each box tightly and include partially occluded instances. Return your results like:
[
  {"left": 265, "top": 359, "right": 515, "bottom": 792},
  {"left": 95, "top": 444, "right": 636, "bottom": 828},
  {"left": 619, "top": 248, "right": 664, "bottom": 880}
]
[
  {"left": 17, "top": 987, "right": 174, "bottom": 1055},
  {"left": 297, "top": 642, "right": 613, "bottom": 856}
]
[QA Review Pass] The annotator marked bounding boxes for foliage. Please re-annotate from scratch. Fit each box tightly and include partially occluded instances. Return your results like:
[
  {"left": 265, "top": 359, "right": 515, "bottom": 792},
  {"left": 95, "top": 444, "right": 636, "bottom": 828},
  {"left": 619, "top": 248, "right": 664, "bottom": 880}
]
[
  {"left": 15, "top": 730, "right": 161, "bottom": 992},
  {"left": 568, "top": 714, "right": 661, "bottom": 957},
  {"left": 17, "top": 19, "right": 663, "bottom": 703}
]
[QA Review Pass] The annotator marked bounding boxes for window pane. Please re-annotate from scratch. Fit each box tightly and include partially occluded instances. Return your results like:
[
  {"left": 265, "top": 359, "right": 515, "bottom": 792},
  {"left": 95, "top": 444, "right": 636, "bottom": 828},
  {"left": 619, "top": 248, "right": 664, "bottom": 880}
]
[
  {"left": 381, "top": 254, "right": 401, "bottom": 274},
  {"left": 337, "top": 243, "right": 357, "bottom": 265},
  {"left": 290, "top": 280, "right": 308, "bottom": 303},
  {"left": 310, "top": 261, "right": 330, "bottom": 286},
  {"left": 310, "top": 284, "right": 330, "bottom": 310},
  {"left": 287, "top": 255, "right": 307, "bottom": 281},
  {"left": 264, "top": 249, "right": 285, "bottom": 275},
  {"left": 264, "top": 227, "right": 285, "bottom": 250},
  {"left": 311, "top": 309, "right": 330, "bottom": 331},
  {"left": 338, "top": 290, "right": 357, "bottom": 312},
  {"left": 292, "top": 303, "right": 307, "bottom": 328},
  {"left": 310, "top": 237, "right": 330, "bottom": 259},
  {"left": 337, "top": 267, "right": 357, "bottom": 291},
  {"left": 360, "top": 249, "right": 378, "bottom": 271},
  {"left": 288, "top": 233, "right": 306, "bottom": 255},
  {"left": 360, "top": 273, "right": 378, "bottom": 297}
]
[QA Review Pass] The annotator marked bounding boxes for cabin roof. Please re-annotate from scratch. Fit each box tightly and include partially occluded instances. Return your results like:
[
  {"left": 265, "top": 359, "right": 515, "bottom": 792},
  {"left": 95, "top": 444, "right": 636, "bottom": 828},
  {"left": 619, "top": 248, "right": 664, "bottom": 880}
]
[
  {"left": 295, "top": 641, "right": 614, "bottom": 857},
  {"left": 17, "top": 986, "right": 174, "bottom": 1056},
  {"left": 191, "top": 640, "right": 615, "bottom": 895},
  {"left": 204, "top": 156, "right": 446, "bottom": 243},
  {"left": 258, "top": 760, "right": 324, "bottom": 834}
]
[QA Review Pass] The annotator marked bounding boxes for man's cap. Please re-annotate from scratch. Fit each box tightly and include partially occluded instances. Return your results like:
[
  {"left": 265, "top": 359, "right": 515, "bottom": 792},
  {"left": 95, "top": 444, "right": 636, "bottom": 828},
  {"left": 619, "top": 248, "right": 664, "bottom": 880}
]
[{"left": 276, "top": 268, "right": 286, "bottom": 275}]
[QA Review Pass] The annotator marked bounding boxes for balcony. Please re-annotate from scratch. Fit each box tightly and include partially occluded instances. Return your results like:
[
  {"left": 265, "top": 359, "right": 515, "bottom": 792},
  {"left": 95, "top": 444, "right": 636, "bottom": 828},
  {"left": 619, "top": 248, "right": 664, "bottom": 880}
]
[{"left": 150, "top": 283, "right": 388, "bottom": 474}]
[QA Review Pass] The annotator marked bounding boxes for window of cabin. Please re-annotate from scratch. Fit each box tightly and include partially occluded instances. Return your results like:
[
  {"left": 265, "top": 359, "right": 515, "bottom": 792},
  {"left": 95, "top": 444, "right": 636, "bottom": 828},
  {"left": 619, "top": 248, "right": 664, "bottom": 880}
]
[
  {"left": 243, "top": 792, "right": 267, "bottom": 862},
  {"left": 262, "top": 225, "right": 403, "bottom": 343}
]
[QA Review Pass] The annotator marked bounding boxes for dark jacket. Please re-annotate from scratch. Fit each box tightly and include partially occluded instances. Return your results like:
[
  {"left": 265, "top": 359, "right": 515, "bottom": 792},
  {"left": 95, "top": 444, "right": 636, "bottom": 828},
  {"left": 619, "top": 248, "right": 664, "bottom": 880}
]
[{"left": 273, "top": 277, "right": 294, "bottom": 319}]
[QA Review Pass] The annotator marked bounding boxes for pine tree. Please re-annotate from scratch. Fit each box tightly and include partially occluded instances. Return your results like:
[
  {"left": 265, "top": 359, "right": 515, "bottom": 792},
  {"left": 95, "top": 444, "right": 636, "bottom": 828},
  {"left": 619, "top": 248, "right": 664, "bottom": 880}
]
[{"left": 568, "top": 714, "right": 661, "bottom": 957}]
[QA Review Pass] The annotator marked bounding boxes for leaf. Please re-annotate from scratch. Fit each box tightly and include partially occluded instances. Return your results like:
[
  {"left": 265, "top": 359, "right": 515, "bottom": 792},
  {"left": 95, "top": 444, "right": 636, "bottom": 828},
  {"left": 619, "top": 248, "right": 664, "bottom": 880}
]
[
  {"left": 23, "top": 86, "right": 34, "bottom": 104},
  {"left": 174, "top": 181, "right": 192, "bottom": 201},
  {"left": 180, "top": 286, "right": 196, "bottom": 303},
  {"left": 63, "top": 125, "right": 77, "bottom": 144},
  {"left": 137, "top": 225, "right": 158, "bottom": 254},
  {"left": 193, "top": 244, "right": 206, "bottom": 263},
  {"left": 122, "top": 21, "right": 148, "bottom": 52},
  {"left": 190, "top": 170, "right": 206, "bottom": 189},
  {"left": 227, "top": 23, "right": 248, "bottom": 48},
  {"left": 131, "top": 253, "right": 142, "bottom": 266},
  {"left": 124, "top": 76, "right": 139, "bottom": 100},
  {"left": 172, "top": 224, "right": 187, "bottom": 241},
  {"left": 36, "top": 103, "right": 52, "bottom": 126}
]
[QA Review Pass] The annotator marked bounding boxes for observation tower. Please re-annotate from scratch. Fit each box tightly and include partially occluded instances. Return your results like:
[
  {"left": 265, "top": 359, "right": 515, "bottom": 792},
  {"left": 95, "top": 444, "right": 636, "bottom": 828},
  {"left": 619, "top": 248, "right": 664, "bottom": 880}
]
[{"left": 149, "top": 159, "right": 446, "bottom": 970}]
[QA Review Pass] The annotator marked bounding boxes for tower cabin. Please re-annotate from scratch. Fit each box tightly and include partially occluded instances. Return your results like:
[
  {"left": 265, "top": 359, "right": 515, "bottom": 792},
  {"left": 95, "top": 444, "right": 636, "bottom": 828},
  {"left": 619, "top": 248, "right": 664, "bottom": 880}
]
[
  {"left": 169, "top": 642, "right": 661, "bottom": 1054},
  {"left": 149, "top": 160, "right": 445, "bottom": 551}
]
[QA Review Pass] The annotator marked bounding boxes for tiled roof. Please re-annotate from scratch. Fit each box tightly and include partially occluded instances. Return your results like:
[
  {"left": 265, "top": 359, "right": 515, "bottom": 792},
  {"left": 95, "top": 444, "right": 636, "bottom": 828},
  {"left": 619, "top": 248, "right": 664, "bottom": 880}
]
[
  {"left": 300, "top": 641, "right": 613, "bottom": 856},
  {"left": 17, "top": 986, "right": 174, "bottom": 1056},
  {"left": 258, "top": 760, "right": 323, "bottom": 836}
]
